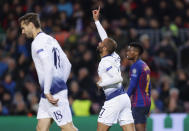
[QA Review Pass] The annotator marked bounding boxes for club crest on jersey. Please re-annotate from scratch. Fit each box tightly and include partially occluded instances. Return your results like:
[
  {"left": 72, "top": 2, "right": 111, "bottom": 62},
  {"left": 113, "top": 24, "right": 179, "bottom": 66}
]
[
  {"left": 132, "top": 68, "right": 137, "bottom": 74},
  {"left": 131, "top": 68, "right": 137, "bottom": 77}
]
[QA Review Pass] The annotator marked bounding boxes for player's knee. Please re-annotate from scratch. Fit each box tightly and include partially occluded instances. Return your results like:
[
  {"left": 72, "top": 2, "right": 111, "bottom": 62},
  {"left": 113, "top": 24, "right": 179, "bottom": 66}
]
[
  {"left": 36, "top": 124, "right": 48, "bottom": 131},
  {"left": 61, "top": 127, "right": 77, "bottom": 131},
  {"left": 97, "top": 127, "right": 108, "bottom": 131},
  {"left": 60, "top": 122, "right": 78, "bottom": 131},
  {"left": 70, "top": 126, "right": 78, "bottom": 131},
  {"left": 97, "top": 122, "right": 110, "bottom": 131},
  {"left": 121, "top": 123, "right": 135, "bottom": 131},
  {"left": 135, "top": 124, "right": 145, "bottom": 131},
  {"left": 36, "top": 125, "right": 41, "bottom": 131}
]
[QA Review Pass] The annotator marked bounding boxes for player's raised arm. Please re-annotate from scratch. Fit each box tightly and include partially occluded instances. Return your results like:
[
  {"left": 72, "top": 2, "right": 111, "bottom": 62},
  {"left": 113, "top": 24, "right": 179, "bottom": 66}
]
[{"left": 92, "top": 6, "right": 108, "bottom": 41}]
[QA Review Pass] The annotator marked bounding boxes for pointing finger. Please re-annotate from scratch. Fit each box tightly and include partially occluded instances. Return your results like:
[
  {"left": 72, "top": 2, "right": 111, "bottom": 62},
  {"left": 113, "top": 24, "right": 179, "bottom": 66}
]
[{"left": 98, "top": 6, "right": 100, "bottom": 12}]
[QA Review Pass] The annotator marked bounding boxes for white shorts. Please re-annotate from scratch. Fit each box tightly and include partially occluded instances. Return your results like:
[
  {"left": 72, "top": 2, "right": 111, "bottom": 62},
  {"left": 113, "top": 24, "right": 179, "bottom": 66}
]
[
  {"left": 37, "top": 90, "right": 72, "bottom": 126},
  {"left": 98, "top": 93, "right": 134, "bottom": 126}
]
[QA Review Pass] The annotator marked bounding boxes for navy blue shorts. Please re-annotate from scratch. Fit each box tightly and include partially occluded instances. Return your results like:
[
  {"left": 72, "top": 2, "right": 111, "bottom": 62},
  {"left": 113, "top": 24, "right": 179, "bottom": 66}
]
[{"left": 132, "top": 106, "right": 150, "bottom": 124}]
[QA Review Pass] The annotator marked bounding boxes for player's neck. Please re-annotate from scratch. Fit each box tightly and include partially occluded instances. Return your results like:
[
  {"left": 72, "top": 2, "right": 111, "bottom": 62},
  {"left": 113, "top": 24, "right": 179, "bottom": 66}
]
[
  {"left": 132, "top": 57, "right": 140, "bottom": 64},
  {"left": 33, "top": 28, "right": 42, "bottom": 38},
  {"left": 101, "top": 52, "right": 109, "bottom": 58}
]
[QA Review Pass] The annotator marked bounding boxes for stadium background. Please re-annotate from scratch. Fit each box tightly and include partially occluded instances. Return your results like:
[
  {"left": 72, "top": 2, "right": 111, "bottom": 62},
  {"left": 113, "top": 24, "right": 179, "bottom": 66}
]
[{"left": 0, "top": 0, "right": 189, "bottom": 130}]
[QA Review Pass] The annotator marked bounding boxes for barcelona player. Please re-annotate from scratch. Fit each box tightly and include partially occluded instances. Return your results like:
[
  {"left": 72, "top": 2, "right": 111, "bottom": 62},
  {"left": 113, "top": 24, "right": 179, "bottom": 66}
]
[{"left": 126, "top": 42, "right": 151, "bottom": 131}]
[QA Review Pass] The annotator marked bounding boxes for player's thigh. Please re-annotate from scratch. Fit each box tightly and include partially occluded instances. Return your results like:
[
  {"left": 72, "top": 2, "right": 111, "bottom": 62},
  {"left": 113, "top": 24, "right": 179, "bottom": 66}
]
[
  {"left": 60, "top": 122, "right": 78, "bottom": 131},
  {"left": 121, "top": 123, "right": 135, "bottom": 131},
  {"left": 118, "top": 94, "right": 134, "bottom": 126},
  {"left": 132, "top": 106, "right": 150, "bottom": 124},
  {"left": 49, "top": 93, "right": 73, "bottom": 127},
  {"left": 37, "top": 98, "right": 53, "bottom": 131},
  {"left": 97, "top": 98, "right": 120, "bottom": 126},
  {"left": 36, "top": 118, "right": 53, "bottom": 131},
  {"left": 97, "top": 122, "right": 110, "bottom": 131}
]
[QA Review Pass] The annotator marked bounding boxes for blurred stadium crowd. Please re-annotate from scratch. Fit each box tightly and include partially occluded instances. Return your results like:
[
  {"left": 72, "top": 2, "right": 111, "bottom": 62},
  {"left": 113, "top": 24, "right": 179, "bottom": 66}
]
[{"left": 0, "top": 0, "right": 189, "bottom": 116}]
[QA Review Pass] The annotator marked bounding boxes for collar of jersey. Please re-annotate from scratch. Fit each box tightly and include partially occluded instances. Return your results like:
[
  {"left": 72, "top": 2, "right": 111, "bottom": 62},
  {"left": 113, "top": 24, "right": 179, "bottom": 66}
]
[
  {"left": 36, "top": 31, "right": 43, "bottom": 37},
  {"left": 102, "top": 54, "right": 112, "bottom": 59},
  {"left": 131, "top": 59, "right": 141, "bottom": 68}
]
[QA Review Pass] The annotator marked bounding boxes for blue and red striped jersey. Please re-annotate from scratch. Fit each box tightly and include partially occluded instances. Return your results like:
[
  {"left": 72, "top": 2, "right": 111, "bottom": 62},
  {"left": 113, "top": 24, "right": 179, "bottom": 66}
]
[{"left": 127, "top": 59, "right": 151, "bottom": 107}]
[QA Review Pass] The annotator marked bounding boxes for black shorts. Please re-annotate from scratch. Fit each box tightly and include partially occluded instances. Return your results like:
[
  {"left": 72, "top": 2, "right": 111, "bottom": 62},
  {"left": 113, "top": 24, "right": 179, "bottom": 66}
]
[{"left": 132, "top": 106, "right": 150, "bottom": 124}]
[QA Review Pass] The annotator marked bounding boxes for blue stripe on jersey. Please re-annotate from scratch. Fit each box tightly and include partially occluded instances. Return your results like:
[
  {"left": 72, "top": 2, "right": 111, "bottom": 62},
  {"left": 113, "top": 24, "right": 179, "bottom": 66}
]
[
  {"left": 106, "top": 66, "right": 112, "bottom": 71},
  {"left": 37, "top": 49, "right": 44, "bottom": 54},
  {"left": 106, "top": 86, "right": 126, "bottom": 101},
  {"left": 41, "top": 78, "right": 67, "bottom": 98}
]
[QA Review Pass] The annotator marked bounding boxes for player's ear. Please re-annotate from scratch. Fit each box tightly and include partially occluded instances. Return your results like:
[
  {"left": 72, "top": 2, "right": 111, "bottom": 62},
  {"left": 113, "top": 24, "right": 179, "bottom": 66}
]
[
  {"left": 29, "top": 22, "right": 34, "bottom": 28},
  {"left": 103, "top": 46, "right": 107, "bottom": 52}
]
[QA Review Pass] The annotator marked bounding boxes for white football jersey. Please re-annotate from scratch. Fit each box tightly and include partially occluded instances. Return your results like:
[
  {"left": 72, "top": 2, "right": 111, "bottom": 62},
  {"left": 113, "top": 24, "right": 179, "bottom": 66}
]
[
  {"left": 98, "top": 52, "right": 123, "bottom": 96},
  {"left": 31, "top": 32, "right": 71, "bottom": 96}
]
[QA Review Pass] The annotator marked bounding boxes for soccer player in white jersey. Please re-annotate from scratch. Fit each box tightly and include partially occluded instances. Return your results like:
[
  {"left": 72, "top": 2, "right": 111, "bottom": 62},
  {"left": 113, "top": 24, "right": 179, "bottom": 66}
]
[
  {"left": 19, "top": 13, "right": 77, "bottom": 131},
  {"left": 92, "top": 7, "right": 135, "bottom": 131}
]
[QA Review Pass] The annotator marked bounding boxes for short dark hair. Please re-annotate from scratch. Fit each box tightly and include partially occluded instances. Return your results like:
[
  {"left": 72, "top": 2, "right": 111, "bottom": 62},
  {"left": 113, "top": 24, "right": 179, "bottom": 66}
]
[
  {"left": 18, "top": 12, "right": 41, "bottom": 28},
  {"left": 128, "top": 42, "right": 144, "bottom": 55},
  {"left": 103, "top": 38, "right": 117, "bottom": 54}
]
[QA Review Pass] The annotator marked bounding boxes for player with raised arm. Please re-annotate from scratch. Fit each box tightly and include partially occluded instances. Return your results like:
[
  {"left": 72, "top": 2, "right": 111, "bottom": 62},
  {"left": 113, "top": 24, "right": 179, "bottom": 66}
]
[
  {"left": 93, "top": 7, "right": 135, "bottom": 131},
  {"left": 126, "top": 42, "right": 151, "bottom": 131},
  {"left": 19, "top": 13, "right": 77, "bottom": 131}
]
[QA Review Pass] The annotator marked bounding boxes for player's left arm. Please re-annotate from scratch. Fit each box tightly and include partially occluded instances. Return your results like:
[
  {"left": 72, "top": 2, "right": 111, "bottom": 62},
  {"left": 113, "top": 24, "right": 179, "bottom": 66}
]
[
  {"left": 127, "top": 66, "right": 140, "bottom": 97},
  {"left": 97, "top": 61, "right": 123, "bottom": 87}
]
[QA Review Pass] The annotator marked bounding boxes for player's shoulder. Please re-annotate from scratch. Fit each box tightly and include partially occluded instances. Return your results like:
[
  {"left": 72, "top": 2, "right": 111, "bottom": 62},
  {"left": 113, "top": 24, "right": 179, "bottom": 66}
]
[
  {"left": 138, "top": 60, "right": 149, "bottom": 67},
  {"left": 35, "top": 32, "right": 53, "bottom": 42},
  {"left": 135, "top": 59, "right": 145, "bottom": 66},
  {"left": 33, "top": 32, "right": 45, "bottom": 44},
  {"left": 101, "top": 56, "right": 113, "bottom": 65},
  {"left": 135, "top": 59, "right": 150, "bottom": 71}
]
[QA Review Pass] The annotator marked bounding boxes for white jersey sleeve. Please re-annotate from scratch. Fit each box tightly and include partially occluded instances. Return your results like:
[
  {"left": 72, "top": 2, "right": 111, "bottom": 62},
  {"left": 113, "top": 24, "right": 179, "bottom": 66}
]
[{"left": 95, "top": 20, "right": 108, "bottom": 41}]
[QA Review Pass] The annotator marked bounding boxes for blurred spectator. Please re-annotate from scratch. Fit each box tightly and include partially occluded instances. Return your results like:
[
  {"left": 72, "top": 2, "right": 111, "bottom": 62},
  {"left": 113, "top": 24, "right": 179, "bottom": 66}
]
[
  {"left": 150, "top": 89, "right": 163, "bottom": 113},
  {"left": 179, "top": 41, "right": 189, "bottom": 70},
  {"left": 0, "top": 60, "right": 8, "bottom": 78},
  {"left": 175, "top": 69, "right": 189, "bottom": 102},
  {"left": 149, "top": 18, "right": 159, "bottom": 29},
  {"left": 159, "top": 75, "right": 172, "bottom": 110},
  {"left": 1, "top": 91, "right": 12, "bottom": 115},
  {"left": 27, "top": 94, "right": 39, "bottom": 115},
  {"left": 13, "top": 92, "right": 28, "bottom": 115},
  {"left": 154, "top": 36, "right": 177, "bottom": 74},
  {"left": 68, "top": 80, "right": 80, "bottom": 99},
  {"left": 72, "top": 90, "right": 92, "bottom": 116},
  {"left": 139, "top": 34, "right": 152, "bottom": 54},
  {"left": 57, "top": 0, "right": 73, "bottom": 17},
  {"left": 166, "top": 88, "right": 184, "bottom": 113},
  {"left": 2, "top": 73, "right": 16, "bottom": 96},
  {"left": 77, "top": 67, "right": 97, "bottom": 100}
]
